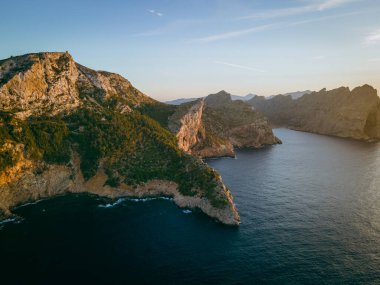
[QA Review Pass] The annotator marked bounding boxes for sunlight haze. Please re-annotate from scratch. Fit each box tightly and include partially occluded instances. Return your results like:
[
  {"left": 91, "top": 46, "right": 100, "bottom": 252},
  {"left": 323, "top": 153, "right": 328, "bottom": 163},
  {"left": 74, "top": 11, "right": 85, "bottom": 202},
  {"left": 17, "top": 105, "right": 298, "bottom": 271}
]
[{"left": 1, "top": 0, "right": 379, "bottom": 100}]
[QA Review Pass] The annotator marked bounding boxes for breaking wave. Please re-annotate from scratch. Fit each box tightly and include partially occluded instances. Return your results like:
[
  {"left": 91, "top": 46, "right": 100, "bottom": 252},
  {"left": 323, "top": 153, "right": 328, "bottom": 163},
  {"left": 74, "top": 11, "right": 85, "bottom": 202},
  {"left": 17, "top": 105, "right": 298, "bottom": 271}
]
[
  {"left": 98, "top": 196, "right": 173, "bottom": 208},
  {"left": 0, "top": 216, "right": 24, "bottom": 230}
]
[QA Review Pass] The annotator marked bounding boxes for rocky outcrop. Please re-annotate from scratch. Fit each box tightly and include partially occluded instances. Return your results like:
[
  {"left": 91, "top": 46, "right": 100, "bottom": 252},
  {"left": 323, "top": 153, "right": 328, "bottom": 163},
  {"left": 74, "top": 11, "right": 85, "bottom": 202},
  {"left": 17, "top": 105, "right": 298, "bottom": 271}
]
[
  {"left": 0, "top": 153, "right": 240, "bottom": 225},
  {"left": 0, "top": 52, "right": 154, "bottom": 119},
  {"left": 169, "top": 99, "right": 205, "bottom": 153},
  {"left": 168, "top": 91, "right": 281, "bottom": 158},
  {"left": 0, "top": 52, "right": 81, "bottom": 119},
  {"left": 248, "top": 85, "right": 380, "bottom": 141},
  {"left": 0, "top": 52, "right": 240, "bottom": 225}
]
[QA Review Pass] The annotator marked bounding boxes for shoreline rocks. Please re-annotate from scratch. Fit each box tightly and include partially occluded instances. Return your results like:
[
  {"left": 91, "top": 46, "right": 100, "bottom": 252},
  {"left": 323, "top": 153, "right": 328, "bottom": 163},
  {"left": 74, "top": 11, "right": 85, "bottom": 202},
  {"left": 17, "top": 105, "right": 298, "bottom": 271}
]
[{"left": 0, "top": 154, "right": 240, "bottom": 226}]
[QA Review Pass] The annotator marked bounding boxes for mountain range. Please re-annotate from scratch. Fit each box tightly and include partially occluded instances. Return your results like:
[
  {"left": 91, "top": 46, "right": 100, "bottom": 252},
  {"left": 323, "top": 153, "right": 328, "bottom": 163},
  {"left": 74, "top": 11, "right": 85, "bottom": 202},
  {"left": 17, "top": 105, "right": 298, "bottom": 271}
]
[
  {"left": 248, "top": 86, "right": 380, "bottom": 141},
  {"left": 165, "top": 93, "right": 256, "bottom": 105}
]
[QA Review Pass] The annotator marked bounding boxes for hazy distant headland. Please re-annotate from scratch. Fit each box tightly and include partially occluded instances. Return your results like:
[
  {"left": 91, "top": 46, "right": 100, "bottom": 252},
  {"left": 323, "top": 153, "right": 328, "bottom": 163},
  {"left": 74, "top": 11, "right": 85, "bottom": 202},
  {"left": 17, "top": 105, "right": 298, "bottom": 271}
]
[{"left": 248, "top": 85, "right": 380, "bottom": 142}]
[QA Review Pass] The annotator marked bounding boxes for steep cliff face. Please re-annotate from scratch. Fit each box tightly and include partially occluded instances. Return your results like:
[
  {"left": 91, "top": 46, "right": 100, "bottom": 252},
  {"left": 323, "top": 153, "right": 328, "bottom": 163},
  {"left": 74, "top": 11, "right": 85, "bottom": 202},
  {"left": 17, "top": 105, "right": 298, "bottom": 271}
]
[
  {"left": 168, "top": 91, "right": 281, "bottom": 158},
  {"left": 249, "top": 85, "right": 380, "bottom": 141},
  {"left": 0, "top": 153, "right": 239, "bottom": 225},
  {"left": 168, "top": 99, "right": 205, "bottom": 153},
  {"left": 0, "top": 52, "right": 240, "bottom": 225}
]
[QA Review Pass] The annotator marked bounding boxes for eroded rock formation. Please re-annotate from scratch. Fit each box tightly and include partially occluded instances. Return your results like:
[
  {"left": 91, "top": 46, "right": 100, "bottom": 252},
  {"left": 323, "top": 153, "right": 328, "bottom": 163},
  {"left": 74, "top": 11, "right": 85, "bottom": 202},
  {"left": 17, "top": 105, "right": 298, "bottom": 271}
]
[
  {"left": 248, "top": 85, "right": 380, "bottom": 141},
  {"left": 169, "top": 91, "right": 281, "bottom": 158}
]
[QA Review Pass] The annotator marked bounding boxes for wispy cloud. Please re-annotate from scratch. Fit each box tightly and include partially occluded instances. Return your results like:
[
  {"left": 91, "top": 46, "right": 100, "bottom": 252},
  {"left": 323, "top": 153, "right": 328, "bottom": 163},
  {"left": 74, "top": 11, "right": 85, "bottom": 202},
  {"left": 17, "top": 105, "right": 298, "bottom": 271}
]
[
  {"left": 148, "top": 9, "right": 163, "bottom": 17},
  {"left": 240, "top": 0, "right": 357, "bottom": 20},
  {"left": 240, "top": 5, "right": 314, "bottom": 20},
  {"left": 191, "top": 11, "right": 360, "bottom": 43},
  {"left": 368, "top": 58, "right": 380, "bottom": 62},
  {"left": 365, "top": 29, "right": 380, "bottom": 45},
  {"left": 190, "top": 24, "right": 275, "bottom": 43},
  {"left": 285, "top": 11, "right": 362, "bottom": 26},
  {"left": 318, "top": 0, "right": 355, "bottom": 11},
  {"left": 214, "top": 61, "right": 266, "bottom": 73}
]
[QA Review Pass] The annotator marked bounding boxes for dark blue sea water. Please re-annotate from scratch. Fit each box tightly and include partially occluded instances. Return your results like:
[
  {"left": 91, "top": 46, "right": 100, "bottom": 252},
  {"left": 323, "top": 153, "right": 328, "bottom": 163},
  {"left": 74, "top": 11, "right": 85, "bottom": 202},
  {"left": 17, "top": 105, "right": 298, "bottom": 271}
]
[{"left": 1, "top": 129, "right": 380, "bottom": 285}]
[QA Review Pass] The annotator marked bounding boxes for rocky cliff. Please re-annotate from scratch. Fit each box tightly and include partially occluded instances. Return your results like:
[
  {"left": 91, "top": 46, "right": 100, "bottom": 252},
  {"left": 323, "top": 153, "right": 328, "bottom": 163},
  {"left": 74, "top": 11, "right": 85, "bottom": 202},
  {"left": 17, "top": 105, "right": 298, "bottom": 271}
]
[
  {"left": 248, "top": 85, "right": 380, "bottom": 141},
  {"left": 0, "top": 153, "right": 239, "bottom": 226},
  {"left": 0, "top": 52, "right": 240, "bottom": 225},
  {"left": 168, "top": 91, "right": 281, "bottom": 158}
]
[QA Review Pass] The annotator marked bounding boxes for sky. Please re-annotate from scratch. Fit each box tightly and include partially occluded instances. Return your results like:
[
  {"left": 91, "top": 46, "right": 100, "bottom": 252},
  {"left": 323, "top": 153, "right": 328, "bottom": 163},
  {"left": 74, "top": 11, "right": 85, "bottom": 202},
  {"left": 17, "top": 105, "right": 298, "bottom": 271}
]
[{"left": 1, "top": 0, "right": 380, "bottom": 100}]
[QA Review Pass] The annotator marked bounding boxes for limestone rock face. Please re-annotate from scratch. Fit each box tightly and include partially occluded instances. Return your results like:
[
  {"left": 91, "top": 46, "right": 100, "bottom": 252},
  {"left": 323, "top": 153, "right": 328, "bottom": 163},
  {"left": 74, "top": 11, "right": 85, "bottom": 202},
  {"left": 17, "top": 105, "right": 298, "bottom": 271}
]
[
  {"left": 248, "top": 85, "right": 380, "bottom": 141},
  {"left": 0, "top": 52, "right": 80, "bottom": 119},
  {"left": 0, "top": 52, "right": 240, "bottom": 226},
  {"left": 169, "top": 99, "right": 205, "bottom": 153},
  {"left": 0, "top": 52, "right": 154, "bottom": 119},
  {"left": 169, "top": 91, "right": 281, "bottom": 158}
]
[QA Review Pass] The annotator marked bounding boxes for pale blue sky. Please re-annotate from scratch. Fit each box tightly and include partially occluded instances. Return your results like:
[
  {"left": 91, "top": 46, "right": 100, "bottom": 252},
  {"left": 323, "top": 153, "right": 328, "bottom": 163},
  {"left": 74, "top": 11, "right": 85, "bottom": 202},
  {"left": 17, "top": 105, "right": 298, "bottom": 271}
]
[{"left": 1, "top": 0, "right": 379, "bottom": 100}]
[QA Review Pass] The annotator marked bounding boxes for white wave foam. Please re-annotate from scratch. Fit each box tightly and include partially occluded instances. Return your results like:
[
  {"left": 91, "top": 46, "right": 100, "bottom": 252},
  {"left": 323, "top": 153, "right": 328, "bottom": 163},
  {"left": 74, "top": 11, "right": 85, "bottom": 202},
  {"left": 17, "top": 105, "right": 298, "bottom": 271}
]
[
  {"left": 98, "top": 196, "right": 173, "bottom": 208},
  {"left": 128, "top": 197, "right": 173, "bottom": 203},
  {"left": 0, "top": 217, "right": 17, "bottom": 225},
  {"left": 0, "top": 216, "right": 24, "bottom": 230},
  {"left": 13, "top": 199, "right": 44, "bottom": 210},
  {"left": 182, "top": 209, "right": 192, "bottom": 214},
  {"left": 98, "top": 198, "right": 126, "bottom": 208}
]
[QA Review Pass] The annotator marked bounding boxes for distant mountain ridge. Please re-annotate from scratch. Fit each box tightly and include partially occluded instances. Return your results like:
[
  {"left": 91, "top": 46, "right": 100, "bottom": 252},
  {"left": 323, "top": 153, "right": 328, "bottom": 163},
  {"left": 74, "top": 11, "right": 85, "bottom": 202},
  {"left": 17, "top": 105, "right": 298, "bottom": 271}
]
[
  {"left": 267, "top": 90, "right": 313, "bottom": 100},
  {"left": 167, "top": 90, "right": 281, "bottom": 158},
  {"left": 165, "top": 93, "right": 256, "bottom": 105},
  {"left": 249, "top": 85, "right": 380, "bottom": 142}
]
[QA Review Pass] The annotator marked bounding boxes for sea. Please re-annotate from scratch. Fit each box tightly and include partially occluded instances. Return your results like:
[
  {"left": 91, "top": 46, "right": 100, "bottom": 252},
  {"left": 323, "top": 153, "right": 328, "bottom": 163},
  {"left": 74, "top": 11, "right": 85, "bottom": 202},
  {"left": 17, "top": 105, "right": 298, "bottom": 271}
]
[{"left": 1, "top": 128, "right": 380, "bottom": 285}]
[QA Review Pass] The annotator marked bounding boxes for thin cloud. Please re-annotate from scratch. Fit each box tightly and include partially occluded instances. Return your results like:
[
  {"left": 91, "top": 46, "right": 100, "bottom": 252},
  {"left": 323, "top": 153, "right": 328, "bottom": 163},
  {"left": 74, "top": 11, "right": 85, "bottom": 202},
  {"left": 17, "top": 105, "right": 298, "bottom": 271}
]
[
  {"left": 365, "top": 29, "right": 380, "bottom": 45},
  {"left": 368, "top": 58, "right": 380, "bottom": 62},
  {"left": 239, "top": 5, "right": 314, "bottom": 20},
  {"left": 190, "top": 24, "right": 275, "bottom": 43},
  {"left": 148, "top": 9, "right": 163, "bottom": 17},
  {"left": 318, "top": 0, "right": 355, "bottom": 11},
  {"left": 240, "top": 0, "right": 357, "bottom": 20},
  {"left": 191, "top": 11, "right": 360, "bottom": 43},
  {"left": 286, "top": 11, "right": 362, "bottom": 26},
  {"left": 215, "top": 61, "right": 266, "bottom": 73}
]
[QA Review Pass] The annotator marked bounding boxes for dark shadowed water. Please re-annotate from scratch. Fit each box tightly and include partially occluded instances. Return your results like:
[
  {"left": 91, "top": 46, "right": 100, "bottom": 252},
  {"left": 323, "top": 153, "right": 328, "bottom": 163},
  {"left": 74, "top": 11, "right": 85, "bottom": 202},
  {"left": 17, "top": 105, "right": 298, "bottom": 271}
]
[{"left": 1, "top": 129, "right": 380, "bottom": 285}]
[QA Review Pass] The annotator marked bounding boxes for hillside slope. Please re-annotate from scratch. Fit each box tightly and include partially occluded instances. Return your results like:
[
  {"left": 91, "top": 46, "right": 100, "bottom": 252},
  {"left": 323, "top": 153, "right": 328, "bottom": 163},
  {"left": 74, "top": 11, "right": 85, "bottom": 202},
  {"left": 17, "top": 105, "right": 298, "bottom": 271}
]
[{"left": 0, "top": 52, "right": 240, "bottom": 225}]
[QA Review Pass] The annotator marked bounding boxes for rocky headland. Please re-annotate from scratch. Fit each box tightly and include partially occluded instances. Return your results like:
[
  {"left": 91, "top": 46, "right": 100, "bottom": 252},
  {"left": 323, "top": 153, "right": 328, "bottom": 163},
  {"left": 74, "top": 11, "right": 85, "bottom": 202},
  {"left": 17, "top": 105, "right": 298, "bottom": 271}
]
[
  {"left": 168, "top": 91, "right": 281, "bottom": 158},
  {"left": 0, "top": 52, "right": 240, "bottom": 225},
  {"left": 249, "top": 85, "right": 380, "bottom": 142}
]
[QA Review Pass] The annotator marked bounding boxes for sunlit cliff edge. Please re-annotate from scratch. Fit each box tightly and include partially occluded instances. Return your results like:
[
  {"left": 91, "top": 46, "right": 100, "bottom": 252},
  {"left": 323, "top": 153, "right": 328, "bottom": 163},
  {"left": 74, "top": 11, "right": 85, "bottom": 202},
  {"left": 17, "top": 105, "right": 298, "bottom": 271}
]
[{"left": 0, "top": 52, "right": 240, "bottom": 225}]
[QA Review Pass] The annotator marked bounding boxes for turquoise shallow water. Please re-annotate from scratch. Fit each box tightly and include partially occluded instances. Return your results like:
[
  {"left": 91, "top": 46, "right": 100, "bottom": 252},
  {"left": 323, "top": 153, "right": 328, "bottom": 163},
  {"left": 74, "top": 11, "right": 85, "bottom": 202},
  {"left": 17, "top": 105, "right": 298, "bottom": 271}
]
[{"left": 1, "top": 129, "right": 380, "bottom": 284}]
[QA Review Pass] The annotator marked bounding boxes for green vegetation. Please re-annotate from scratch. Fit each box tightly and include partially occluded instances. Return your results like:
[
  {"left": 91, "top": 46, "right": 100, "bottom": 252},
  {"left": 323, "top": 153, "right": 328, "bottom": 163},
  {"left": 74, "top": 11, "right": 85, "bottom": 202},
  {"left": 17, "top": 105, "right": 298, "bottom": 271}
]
[
  {"left": 0, "top": 111, "right": 71, "bottom": 170},
  {"left": 0, "top": 107, "right": 227, "bottom": 208},
  {"left": 66, "top": 107, "right": 226, "bottom": 206},
  {"left": 136, "top": 102, "right": 177, "bottom": 128}
]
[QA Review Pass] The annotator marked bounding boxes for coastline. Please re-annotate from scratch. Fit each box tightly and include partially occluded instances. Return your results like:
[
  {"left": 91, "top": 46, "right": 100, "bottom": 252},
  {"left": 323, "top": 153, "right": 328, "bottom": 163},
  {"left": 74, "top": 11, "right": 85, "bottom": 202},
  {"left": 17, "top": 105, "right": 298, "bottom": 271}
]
[{"left": 0, "top": 155, "right": 240, "bottom": 226}]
